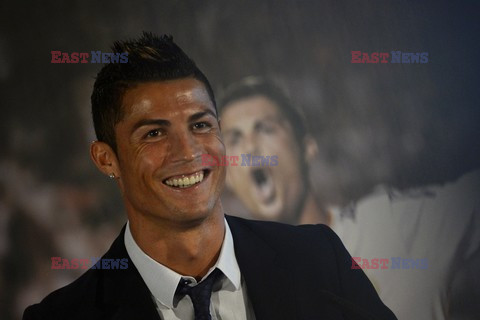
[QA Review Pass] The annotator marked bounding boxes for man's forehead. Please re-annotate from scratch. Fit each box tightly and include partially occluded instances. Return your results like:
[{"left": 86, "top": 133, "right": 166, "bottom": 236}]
[
  {"left": 121, "top": 79, "right": 214, "bottom": 119},
  {"left": 221, "top": 95, "right": 284, "bottom": 127}
]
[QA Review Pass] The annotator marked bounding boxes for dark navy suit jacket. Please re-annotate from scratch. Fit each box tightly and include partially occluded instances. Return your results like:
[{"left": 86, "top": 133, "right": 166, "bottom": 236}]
[{"left": 23, "top": 215, "right": 397, "bottom": 320}]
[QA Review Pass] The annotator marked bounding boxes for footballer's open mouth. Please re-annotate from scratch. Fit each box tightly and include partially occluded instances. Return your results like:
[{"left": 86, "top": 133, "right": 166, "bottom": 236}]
[
  {"left": 162, "top": 169, "right": 211, "bottom": 189},
  {"left": 250, "top": 167, "right": 275, "bottom": 204}
]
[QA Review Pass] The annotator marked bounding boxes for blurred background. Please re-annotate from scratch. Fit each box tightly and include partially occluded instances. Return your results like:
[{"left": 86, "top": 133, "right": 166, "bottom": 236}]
[{"left": 1, "top": 0, "right": 479, "bottom": 319}]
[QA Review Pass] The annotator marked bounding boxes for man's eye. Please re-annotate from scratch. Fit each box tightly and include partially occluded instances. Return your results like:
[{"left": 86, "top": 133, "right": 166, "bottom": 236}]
[
  {"left": 226, "top": 133, "right": 241, "bottom": 147},
  {"left": 192, "top": 122, "right": 212, "bottom": 132},
  {"left": 146, "top": 129, "right": 161, "bottom": 138},
  {"left": 258, "top": 122, "right": 275, "bottom": 134}
]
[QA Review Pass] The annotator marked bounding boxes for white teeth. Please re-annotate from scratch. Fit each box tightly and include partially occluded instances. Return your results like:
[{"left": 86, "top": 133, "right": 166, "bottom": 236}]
[{"left": 165, "top": 171, "right": 205, "bottom": 188}]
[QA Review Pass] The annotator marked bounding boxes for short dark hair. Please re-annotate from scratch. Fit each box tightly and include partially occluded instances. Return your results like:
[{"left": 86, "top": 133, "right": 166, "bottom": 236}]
[
  {"left": 218, "top": 76, "right": 307, "bottom": 145},
  {"left": 91, "top": 32, "right": 216, "bottom": 151}
]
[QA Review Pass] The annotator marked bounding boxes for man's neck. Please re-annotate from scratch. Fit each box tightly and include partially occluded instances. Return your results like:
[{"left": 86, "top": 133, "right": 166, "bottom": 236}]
[
  {"left": 127, "top": 205, "right": 225, "bottom": 280},
  {"left": 298, "top": 193, "right": 331, "bottom": 225}
]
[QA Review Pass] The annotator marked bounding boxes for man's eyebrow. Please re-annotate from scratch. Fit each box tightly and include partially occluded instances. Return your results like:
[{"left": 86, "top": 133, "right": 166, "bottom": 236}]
[
  {"left": 258, "top": 115, "right": 283, "bottom": 124},
  {"left": 188, "top": 110, "right": 217, "bottom": 123},
  {"left": 132, "top": 119, "right": 170, "bottom": 132},
  {"left": 222, "top": 127, "right": 241, "bottom": 137}
]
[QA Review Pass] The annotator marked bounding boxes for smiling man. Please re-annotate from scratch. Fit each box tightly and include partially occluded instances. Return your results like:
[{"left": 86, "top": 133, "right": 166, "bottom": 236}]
[{"left": 23, "top": 33, "right": 396, "bottom": 320}]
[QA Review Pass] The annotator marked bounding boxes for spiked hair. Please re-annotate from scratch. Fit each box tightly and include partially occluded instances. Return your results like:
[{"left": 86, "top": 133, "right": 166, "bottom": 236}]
[{"left": 91, "top": 32, "right": 216, "bottom": 151}]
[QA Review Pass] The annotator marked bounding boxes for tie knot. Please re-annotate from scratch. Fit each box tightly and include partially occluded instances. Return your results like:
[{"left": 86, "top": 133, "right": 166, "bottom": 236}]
[{"left": 175, "top": 268, "right": 223, "bottom": 320}]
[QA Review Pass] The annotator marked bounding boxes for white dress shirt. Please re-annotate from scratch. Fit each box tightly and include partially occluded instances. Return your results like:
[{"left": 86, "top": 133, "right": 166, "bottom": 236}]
[{"left": 125, "top": 218, "right": 256, "bottom": 320}]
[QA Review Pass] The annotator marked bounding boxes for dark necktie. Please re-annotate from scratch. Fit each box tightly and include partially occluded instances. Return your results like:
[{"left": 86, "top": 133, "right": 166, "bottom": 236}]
[{"left": 175, "top": 268, "right": 222, "bottom": 320}]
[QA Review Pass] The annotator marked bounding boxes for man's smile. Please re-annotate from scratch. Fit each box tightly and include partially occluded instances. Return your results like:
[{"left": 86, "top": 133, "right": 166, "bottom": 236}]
[{"left": 163, "top": 169, "right": 211, "bottom": 188}]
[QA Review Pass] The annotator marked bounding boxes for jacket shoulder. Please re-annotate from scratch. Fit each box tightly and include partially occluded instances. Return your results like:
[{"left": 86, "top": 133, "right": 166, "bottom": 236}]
[
  {"left": 226, "top": 215, "right": 397, "bottom": 319},
  {"left": 226, "top": 214, "right": 336, "bottom": 252}
]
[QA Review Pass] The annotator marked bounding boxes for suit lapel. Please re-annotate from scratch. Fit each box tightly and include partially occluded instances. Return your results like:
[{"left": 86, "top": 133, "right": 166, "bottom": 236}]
[
  {"left": 94, "top": 226, "right": 161, "bottom": 320},
  {"left": 227, "top": 215, "right": 297, "bottom": 319},
  {"left": 94, "top": 218, "right": 300, "bottom": 319}
]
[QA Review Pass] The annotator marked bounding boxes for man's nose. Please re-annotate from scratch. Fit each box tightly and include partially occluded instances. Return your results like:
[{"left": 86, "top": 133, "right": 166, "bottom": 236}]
[
  {"left": 242, "top": 133, "right": 260, "bottom": 156},
  {"left": 170, "top": 130, "right": 203, "bottom": 162}
]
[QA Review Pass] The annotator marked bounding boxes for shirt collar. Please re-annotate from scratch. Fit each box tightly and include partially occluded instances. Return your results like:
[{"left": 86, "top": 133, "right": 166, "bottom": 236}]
[{"left": 124, "top": 218, "right": 241, "bottom": 309}]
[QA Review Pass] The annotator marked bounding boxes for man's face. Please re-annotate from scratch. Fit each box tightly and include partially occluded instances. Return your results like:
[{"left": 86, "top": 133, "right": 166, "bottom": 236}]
[
  {"left": 221, "top": 95, "right": 306, "bottom": 223},
  {"left": 113, "top": 78, "right": 225, "bottom": 225}
]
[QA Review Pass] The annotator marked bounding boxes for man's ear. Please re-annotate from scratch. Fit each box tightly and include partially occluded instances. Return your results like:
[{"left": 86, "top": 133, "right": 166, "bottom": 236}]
[
  {"left": 90, "top": 141, "right": 121, "bottom": 179},
  {"left": 303, "top": 134, "right": 319, "bottom": 165}
]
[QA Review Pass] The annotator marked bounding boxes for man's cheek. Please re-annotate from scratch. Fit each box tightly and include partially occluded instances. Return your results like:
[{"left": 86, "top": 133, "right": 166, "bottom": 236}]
[
  {"left": 139, "top": 148, "right": 167, "bottom": 168},
  {"left": 216, "top": 167, "right": 227, "bottom": 190}
]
